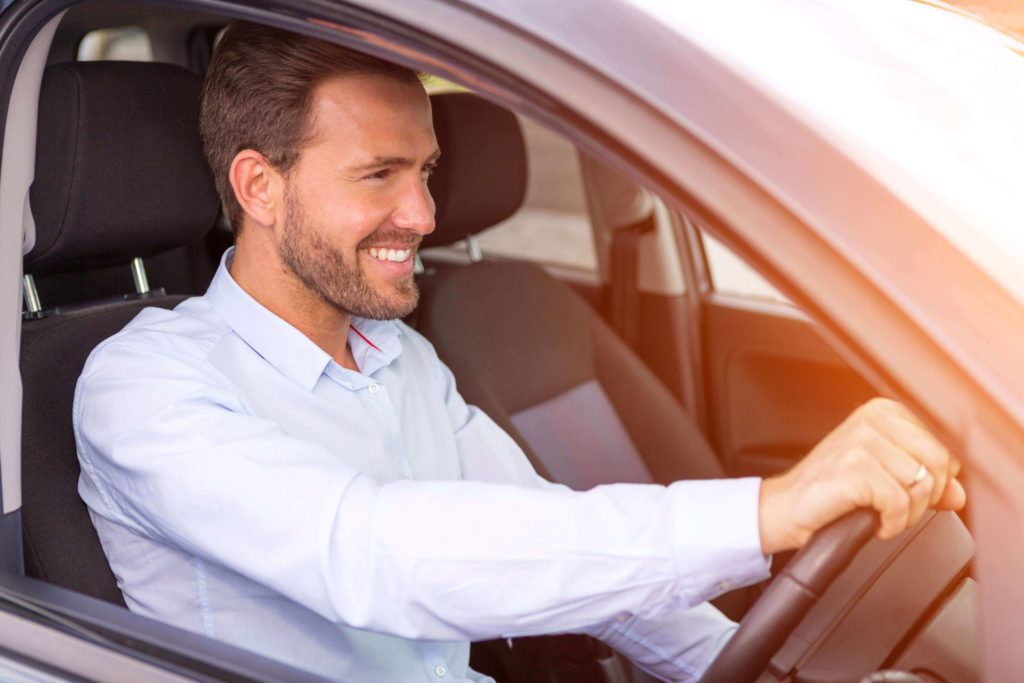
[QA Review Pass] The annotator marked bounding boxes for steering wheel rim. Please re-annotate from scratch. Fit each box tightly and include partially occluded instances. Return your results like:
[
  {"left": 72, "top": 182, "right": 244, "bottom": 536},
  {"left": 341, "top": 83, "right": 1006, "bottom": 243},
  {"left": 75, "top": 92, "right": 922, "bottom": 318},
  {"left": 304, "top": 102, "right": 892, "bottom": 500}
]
[{"left": 699, "top": 508, "right": 880, "bottom": 683}]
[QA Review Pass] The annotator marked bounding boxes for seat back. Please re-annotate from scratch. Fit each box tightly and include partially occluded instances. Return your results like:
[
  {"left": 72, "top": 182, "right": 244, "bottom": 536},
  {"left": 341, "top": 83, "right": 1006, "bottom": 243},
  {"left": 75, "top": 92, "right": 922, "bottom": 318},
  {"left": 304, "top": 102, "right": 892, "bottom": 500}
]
[
  {"left": 21, "top": 300, "right": 185, "bottom": 604},
  {"left": 421, "top": 93, "right": 725, "bottom": 488},
  {"left": 20, "top": 61, "right": 220, "bottom": 603}
]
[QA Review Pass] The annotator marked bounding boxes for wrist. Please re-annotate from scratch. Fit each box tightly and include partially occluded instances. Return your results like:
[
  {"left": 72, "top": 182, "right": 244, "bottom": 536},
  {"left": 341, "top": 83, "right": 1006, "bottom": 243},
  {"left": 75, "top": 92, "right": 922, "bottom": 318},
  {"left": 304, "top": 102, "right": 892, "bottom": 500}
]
[{"left": 758, "top": 474, "right": 808, "bottom": 555}]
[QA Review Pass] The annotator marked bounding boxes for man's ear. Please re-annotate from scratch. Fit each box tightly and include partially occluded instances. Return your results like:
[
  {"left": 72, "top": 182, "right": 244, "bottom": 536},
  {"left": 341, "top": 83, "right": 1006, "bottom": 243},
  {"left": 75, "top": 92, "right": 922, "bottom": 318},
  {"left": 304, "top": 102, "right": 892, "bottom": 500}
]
[{"left": 229, "top": 150, "right": 282, "bottom": 228}]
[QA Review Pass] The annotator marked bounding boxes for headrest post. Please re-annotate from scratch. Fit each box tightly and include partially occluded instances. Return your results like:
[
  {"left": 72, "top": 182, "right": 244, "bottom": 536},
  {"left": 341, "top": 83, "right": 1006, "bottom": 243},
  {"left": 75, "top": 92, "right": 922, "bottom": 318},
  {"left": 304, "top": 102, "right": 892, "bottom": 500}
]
[
  {"left": 23, "top": 274, "right": 41, "bottom": 314},
  {"left": 130, "top": 257, "right": 150, "bottom": 295},
  {"left": 413, "top": 253, "right": 425, "bottom": 275},
  {"left": 465, "top": 234, "right": 483, "bottom": 263}
]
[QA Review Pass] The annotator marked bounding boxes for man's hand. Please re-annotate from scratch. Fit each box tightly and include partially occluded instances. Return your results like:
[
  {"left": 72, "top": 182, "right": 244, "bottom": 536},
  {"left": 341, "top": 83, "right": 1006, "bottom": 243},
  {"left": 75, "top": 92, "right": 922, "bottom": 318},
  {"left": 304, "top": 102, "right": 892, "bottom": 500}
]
[{"left": 758, "top": 398, "right": 966, "bottom": 555}]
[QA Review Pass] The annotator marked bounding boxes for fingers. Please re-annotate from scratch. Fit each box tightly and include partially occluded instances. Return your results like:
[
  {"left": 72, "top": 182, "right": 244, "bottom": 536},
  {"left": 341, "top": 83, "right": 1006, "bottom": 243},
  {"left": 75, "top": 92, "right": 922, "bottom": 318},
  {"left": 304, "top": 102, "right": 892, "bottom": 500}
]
[
  {"left": 859, "top": 398, "right": 960, "bottom": 507},
  {"left": 841, "top": 446, "right": 924, "bottom": 540},
  {"left": 866, "top": 458, "right": 912, "bottom": 540},
  {"left": 937, "top": 476, "right": 967, "bottom": 511},
  {"left": 847, "top": 433, "right": 932, "bottom": 532},
  {"left": 759, "top": 398, "right": 966, "bottom": 553}
]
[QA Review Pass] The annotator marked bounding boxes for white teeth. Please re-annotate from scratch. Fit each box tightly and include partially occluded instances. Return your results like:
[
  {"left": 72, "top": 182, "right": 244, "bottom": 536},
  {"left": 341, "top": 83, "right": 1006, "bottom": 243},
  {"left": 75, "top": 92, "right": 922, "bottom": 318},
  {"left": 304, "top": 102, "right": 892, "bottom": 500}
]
[{"left": 365, "top": 248, "right": 411, "bottom": 263}]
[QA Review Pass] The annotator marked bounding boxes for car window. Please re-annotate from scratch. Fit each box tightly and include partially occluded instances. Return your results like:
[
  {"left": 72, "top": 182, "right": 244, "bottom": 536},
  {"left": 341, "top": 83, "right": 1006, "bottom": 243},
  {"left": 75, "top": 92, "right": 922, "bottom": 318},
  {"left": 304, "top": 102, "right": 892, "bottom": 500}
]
[
  {"left": 471, "top": 115, "right": 596, "bottom": 272},
  {"left": 421, "top": 77, "right": 598, "bottom": 275},
  {"left": 77, "top": 27, "right": 153, "bottom": 61},
  {"left": 701, "top": 230, "right": 792, "bottom": 304}
]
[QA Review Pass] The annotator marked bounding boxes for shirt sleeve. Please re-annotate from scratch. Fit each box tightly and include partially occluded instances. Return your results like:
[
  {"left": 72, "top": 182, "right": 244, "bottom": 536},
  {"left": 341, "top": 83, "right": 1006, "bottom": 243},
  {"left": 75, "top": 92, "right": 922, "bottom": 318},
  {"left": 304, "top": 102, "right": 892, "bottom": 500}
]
[
  {"left": 437, "top": 358, "right": 769, "bottom": 681},
  {"left": 76, "top": 338, "right": 768, "bottom": 656}
]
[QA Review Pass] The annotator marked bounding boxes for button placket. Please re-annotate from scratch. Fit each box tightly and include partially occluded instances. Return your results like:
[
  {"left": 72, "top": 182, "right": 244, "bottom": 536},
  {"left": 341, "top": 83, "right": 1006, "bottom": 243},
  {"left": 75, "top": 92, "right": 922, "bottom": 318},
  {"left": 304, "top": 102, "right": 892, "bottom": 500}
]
[{"left": 364, "top": 381, "right": 414, "bottom": 479}]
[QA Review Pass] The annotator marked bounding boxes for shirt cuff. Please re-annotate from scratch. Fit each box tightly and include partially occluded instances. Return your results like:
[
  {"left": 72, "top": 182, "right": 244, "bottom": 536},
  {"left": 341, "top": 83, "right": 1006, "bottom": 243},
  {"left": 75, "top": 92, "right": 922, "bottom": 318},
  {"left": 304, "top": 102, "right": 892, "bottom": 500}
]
[
  {"left": 587, "top": 600, "right": 738, "bottom": 682},
  {"left": 667, "top": 477, "right": 770, "bottom": 606}
]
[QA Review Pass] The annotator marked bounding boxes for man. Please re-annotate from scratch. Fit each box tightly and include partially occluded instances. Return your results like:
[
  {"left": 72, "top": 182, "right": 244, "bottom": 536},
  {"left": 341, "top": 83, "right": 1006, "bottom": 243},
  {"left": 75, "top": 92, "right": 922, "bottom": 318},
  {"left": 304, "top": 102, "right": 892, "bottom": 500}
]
[{"left": 74, "top": 21, "right": 965, "bottom": 682}]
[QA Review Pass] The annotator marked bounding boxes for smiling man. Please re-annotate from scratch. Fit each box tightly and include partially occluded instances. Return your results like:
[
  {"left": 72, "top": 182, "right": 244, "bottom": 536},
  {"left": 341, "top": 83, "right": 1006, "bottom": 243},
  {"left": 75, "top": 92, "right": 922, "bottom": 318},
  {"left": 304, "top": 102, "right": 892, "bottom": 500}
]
[
  {"left": 73, "top": 21, "right": 964, "bottom": 683},
  {"left": 224, "top": 69, "right": 437, "bottom": 366}
]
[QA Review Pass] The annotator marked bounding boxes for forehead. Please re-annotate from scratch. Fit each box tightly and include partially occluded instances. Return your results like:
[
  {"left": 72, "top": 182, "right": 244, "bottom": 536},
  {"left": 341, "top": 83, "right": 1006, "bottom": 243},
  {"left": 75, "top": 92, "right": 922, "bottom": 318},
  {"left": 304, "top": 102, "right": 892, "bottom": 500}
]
[{"left": 307, "top": 73, "right": 434, "bottom": 152}]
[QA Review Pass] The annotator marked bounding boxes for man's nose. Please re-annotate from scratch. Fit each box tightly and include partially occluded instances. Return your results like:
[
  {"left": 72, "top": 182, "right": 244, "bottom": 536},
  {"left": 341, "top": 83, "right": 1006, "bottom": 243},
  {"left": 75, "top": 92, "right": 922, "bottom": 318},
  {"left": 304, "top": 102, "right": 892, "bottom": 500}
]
[{"left": 393, "top": 177, "right": 436, "bottom": 236}]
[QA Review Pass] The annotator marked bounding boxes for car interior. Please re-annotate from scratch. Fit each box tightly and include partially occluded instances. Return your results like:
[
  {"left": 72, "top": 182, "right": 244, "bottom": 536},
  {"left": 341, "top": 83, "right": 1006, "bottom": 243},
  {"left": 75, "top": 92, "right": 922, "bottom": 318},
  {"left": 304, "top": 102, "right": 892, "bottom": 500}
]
[{"left": 1, "top": 1, "right": 982, "bottom": 681}]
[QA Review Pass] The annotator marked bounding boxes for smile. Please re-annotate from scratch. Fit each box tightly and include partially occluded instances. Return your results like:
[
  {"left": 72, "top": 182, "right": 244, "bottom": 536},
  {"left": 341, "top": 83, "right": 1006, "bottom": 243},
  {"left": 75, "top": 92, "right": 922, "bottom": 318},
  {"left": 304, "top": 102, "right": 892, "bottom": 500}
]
[{"left": 365, "top": 247, "right": 412, "bottom": 263}]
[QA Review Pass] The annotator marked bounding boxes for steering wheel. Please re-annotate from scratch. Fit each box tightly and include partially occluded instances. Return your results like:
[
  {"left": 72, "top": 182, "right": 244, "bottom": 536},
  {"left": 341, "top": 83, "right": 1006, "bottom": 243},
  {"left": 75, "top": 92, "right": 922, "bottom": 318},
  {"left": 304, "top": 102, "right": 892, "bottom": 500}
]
[{"left": 700, "top": 509, "right": 880, "bottom": 683}]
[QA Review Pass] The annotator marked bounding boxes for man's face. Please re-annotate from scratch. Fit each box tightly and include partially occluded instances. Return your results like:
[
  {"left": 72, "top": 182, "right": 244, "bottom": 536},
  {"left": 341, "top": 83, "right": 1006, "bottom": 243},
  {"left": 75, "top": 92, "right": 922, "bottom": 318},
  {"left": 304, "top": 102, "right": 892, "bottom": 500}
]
[{"left": 277, "top": 74, "right": 438, "bottom": 320}]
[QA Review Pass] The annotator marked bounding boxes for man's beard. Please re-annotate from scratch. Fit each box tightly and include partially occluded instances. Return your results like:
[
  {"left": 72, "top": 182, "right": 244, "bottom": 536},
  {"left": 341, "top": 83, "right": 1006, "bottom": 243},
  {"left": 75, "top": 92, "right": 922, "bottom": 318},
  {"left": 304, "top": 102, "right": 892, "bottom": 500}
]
[{"left": 278, "top": 189, "right": 421, "bottom": 321}]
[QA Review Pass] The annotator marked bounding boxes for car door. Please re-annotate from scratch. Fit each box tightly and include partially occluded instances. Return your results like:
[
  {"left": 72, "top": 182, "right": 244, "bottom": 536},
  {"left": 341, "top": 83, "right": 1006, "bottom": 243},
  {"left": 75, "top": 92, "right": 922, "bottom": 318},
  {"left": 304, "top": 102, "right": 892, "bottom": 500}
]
[
  {"left": 689, "top": 226, "right": 876, "bottom": 478},
  {"left": 557, "top": 157, "right": 876, "bottom": 481}
]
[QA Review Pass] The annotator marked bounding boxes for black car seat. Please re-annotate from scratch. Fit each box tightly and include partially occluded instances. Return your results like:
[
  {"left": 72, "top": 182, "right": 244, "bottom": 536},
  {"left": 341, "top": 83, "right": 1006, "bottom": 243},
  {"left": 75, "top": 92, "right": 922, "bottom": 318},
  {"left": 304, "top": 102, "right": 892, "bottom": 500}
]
[
  {"left": 20, "top": 61, "right": 220, "bottom": 604},
  {"left": 420, "top": 93, "right": 726, "bottom": 490}
]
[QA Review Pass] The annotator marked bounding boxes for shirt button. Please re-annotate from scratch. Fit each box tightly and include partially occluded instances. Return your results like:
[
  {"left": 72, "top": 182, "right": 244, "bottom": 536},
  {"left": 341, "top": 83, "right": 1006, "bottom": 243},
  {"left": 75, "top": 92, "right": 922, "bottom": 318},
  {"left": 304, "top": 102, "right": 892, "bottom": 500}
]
[
  {"left": 434, "top": 665, "right": 447, "bottom": 677},
  {"left": 368, "top": 383, "right": 380, "bottom": 394},
  {"left": 717, "top": 580, "right": 733, "bottom": 592}
]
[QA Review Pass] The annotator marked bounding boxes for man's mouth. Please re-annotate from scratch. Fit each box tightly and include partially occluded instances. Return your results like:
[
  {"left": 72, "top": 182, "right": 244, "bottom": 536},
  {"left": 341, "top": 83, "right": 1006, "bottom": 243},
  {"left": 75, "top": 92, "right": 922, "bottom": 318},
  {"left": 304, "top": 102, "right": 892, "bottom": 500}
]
[{"left": 365, "top": 247, "right": 412, "bottom": 263}]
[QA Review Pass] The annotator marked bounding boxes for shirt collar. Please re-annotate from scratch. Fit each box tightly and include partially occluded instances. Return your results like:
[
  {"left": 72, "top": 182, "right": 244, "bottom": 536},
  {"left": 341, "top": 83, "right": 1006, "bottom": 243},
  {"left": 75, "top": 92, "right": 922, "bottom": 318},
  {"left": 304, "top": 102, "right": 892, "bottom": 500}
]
[{"left": 205, "top": 248, "right": 404, "bottom": 390}]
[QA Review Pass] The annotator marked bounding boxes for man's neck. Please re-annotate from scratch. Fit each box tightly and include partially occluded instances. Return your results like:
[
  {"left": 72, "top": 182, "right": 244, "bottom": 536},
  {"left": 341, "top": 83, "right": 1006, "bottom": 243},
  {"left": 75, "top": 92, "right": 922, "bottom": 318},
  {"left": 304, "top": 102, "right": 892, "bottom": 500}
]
[{"left": 229, "top": 240, "right": 356, "bottom": 369}]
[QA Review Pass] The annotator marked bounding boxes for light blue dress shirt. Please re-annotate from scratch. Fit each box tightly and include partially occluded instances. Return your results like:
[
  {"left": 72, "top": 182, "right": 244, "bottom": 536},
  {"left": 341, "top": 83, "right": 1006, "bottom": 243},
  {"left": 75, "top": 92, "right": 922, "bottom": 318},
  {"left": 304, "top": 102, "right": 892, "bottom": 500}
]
[{"left": 74, "top": 249, "right": 770, "bottom": 682}]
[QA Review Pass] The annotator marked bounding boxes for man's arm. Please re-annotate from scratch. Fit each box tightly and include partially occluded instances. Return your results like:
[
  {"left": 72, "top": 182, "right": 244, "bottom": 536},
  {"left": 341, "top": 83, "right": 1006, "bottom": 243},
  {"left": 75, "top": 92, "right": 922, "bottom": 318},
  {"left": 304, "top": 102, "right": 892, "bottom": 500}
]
[
  {"left": 434, "top": 351, "right": 964, "bottom": 681},
  {"left": 76, "top": 339, "right": 767, "bottom": 643}
]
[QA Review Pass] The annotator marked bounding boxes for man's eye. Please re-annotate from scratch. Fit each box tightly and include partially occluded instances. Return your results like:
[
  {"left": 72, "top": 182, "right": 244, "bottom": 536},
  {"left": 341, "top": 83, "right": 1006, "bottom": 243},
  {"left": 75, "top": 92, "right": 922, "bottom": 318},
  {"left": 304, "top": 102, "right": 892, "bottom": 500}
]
[
  {"left": 366, "top": 169, "right": 391, "bottom": 180},
  {"left": 422, "top": 164, "right": 437, "bottom": 178}
]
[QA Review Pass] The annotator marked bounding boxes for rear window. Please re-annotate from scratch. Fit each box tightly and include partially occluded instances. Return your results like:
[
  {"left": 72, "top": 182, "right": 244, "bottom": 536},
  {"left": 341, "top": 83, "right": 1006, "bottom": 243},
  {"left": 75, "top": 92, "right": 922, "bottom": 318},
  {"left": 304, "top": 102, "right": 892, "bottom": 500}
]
[
  {"left": 471, "top": 115, "right": 596, "bottom": 272},
  {"left": 421, "top": 78, "right": 597, "bottom": 274},
  {"left": 78, "top": 27, "right": 153, "bottom": 61}
]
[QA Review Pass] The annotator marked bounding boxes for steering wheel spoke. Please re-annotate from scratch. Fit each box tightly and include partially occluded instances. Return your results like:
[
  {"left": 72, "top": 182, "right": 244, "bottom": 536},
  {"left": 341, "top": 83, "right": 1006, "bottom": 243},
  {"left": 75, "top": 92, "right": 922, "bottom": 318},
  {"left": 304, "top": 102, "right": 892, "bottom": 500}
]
[{"left": 700, "top": 509, "right": 880, "bottom": 683}]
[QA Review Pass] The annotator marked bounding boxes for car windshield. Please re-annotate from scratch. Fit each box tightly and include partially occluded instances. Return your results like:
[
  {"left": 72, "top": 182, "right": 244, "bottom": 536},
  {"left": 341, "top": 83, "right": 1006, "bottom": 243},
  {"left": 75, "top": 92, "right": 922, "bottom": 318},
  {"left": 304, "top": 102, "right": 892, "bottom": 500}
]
[{"left": 628, "top": 0, "right": 1024, "bottom": 308}]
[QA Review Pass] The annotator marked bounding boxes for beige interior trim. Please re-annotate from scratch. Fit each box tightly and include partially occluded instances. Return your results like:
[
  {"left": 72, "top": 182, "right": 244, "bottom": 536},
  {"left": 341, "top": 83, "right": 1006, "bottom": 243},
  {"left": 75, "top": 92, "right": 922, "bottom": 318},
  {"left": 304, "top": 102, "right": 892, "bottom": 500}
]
[{"left": 0, "top": 11, "right": 65, "bottom": 513}]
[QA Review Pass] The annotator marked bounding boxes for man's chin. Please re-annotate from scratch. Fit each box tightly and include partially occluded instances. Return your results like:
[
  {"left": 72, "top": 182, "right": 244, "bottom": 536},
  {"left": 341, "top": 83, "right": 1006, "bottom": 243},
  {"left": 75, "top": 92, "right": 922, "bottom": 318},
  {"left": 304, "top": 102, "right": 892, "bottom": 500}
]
[{"left": 346, "top": 288, "right": 420, "bottom": 321}]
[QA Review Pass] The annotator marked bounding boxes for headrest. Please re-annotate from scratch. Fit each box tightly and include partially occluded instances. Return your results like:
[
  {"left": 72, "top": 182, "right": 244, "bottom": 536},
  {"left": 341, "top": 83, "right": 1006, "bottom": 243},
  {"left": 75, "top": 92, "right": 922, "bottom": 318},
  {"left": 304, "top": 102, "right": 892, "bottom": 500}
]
[
  {"left": 27, "top": 62, "right": 220, "bottom": 275},
  {"left": 424, "top": 92, "right": 527, "bottom": 248}
]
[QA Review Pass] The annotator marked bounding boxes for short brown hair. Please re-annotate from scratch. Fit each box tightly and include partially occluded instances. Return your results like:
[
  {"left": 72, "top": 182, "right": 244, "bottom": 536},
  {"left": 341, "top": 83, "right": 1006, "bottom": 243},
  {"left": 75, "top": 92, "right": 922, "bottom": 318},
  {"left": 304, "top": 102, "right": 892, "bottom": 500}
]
[{"left": 200, "top": 21, "right": 421, "bottom": 234}]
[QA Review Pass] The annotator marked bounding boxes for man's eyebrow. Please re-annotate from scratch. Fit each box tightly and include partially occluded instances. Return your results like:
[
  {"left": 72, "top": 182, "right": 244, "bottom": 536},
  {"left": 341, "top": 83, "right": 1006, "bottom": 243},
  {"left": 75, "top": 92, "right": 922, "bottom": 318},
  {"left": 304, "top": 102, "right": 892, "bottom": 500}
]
[
  {"left": 349, "top": 150, "right": 441, "bottom": 173},
  {"left": 349, "top": 156, "right": 413, "bottom": 172}
]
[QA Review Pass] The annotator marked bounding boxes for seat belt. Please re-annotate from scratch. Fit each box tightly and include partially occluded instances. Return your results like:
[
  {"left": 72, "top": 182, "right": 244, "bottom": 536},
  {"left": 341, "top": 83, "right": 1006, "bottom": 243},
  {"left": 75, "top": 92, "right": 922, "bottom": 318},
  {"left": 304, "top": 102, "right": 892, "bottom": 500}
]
[{"left": 606, "top": 215, "right": 655, "bottom": 350}]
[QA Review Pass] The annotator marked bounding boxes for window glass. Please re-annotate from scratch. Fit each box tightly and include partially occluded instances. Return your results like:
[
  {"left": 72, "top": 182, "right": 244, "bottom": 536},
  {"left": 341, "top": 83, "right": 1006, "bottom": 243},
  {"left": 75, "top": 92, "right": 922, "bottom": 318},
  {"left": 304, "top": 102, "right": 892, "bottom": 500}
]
[
  {"left": 472, "top": 115, "right": 596, "bottom": 272},
  {"left": 702, "top": 231, "right": 792, "bottom": 304},
  {"left": 78, "top": 27, "right": 153, "bottom": 62},
  {"left": 421, "top": 78, "right": 597, "bottom": 273}
]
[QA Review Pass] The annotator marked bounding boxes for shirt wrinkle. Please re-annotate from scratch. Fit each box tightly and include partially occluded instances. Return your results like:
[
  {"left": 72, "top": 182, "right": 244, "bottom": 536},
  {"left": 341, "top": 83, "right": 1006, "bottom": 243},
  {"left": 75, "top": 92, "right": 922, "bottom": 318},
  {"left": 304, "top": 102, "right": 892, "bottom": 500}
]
[{"left": 608, "top": 620, "right": 700, "bottom": 678}]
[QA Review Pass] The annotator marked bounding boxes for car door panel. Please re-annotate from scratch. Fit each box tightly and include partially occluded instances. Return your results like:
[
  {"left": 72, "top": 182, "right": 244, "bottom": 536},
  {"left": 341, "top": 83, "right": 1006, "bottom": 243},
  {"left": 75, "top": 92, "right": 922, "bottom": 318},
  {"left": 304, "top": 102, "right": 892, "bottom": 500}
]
[{"left": 703, "top": 294, "right": 875, "bottom": 477}]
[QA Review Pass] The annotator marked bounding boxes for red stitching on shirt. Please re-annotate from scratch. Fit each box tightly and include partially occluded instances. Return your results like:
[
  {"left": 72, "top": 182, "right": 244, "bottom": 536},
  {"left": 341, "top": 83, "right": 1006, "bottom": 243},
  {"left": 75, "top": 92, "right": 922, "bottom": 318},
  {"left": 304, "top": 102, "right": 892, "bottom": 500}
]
[{"left": 349, "top": 325, "right": 381, "bottom": 352}]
